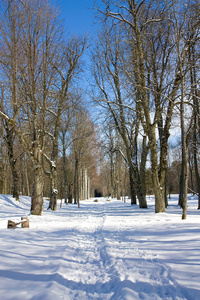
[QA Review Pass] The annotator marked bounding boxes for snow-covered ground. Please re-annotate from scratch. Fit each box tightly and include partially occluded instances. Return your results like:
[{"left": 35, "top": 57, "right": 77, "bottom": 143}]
[{"left": 0, "top": 194, "right": 200, "bottom": 300}]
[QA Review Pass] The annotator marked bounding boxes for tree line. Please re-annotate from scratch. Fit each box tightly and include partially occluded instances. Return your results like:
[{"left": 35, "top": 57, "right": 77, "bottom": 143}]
[
  {"left": 91, "top": 0, "right": 200, "bottom": 217},
  {"left": 0, "top": 0, "right": 101, "bottom": 214},
  {"left": 0, "top": 0, "right": 199, "bottom": 218}
]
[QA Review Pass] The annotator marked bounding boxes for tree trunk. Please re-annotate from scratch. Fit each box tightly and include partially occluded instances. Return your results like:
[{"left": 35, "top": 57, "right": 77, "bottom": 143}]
[
  {"left": 24, "top": 155, "right": 30, "bottom": 196},
  {"left": 194, "top": 149, "right": 200, "bottom": 209},
  {"left": 122, "top": 130, "right": 147, "bottom": 208},
  {"left": 134, "top": 169, "right": 147, "bottom": 208},
  {"left": 150, "top": 138, "right": 165, "bottom": 213},
  {"left": 134, "top": 10, "right": 164, "bottom": 212},
  {"left": 31, "top": 142, "right": 43, "bottom": 215},
  {"left": 193, "top": 121, "right": 200, "bottom": 209},
  {"left": 48, "top": 165, "right": 57, "bottom": 211},
  {"left": 188, "top": 154, "right": 195, "bottom": 194},
  {"left": 180, "top": 75, "right": 188, "bottom": 220},
  {"left": 190, "top": 47, "right": 200, "bottom": 208},
  {"left": 83, "top": 167, "right": 88, "bottom": 200},
  {"left": 74, "top": 153, "right": 80, "bottom": 207},
  {"left": 179, "top": 164, "right": 184, "bottom": 208},
  {"left": 165, "top": 171, "right": 168, "bottom": 208},
  {"left": 68, "top": 183, "right": 73, "bottom": 203},
  {"left": 12, "top": 166, "right": 20, "bottom": 201},
  {"left": 63, "top": 158, "right": 68, "bottom": 204},
  {"left": 1, "top": 159, "right": 7, "bottom": 194},
  {"left": 140, "top": 135, "right": 148, "bottom": 198},
  {"left": 129, "top": 167, "right": 137, "bottom": 205},
  {"left": 87, "top": 176, "right": 90, "bottom": 199},
  {"left": 116, "top": 178, "right": 120, "bottom": 200},
  {"left": 4, "top": 124, "right": 20, "bottom": 201}
]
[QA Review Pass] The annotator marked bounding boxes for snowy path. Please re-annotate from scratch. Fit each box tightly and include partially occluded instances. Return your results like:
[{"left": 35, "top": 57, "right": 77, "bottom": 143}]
[{"left": 0, "top": 196, "right": 200, "bottom": 299}]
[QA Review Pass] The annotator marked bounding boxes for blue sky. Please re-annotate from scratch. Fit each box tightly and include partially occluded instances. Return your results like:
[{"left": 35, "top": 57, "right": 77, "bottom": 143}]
[{"left": 57, "top": 0, "right": 96, "bottom": 36}]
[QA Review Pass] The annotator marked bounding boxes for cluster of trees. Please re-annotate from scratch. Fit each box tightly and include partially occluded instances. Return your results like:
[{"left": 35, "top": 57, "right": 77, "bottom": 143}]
[
  {"left": 0, "top": 0, "right": 100, "bottom": 215},
  {"left": 0, "top": 0, "right": 199, "bottom": 219},
  {"left": 91, "top": 0, "right": 200, "bottom": 217}
]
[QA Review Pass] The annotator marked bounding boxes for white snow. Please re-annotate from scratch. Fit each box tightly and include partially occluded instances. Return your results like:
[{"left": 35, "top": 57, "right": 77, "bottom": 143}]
[{"left": 0, "top": 194, "right": 200, "bottom": 300}]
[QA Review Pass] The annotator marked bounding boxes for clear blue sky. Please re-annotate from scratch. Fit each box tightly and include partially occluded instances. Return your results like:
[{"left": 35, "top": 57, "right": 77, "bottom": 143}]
[{"left": 57, "top": 0, "right": 96, "bottom": 36}]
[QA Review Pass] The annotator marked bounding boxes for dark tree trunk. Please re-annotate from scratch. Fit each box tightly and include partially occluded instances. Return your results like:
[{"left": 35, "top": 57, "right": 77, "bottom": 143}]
[
  {"left": 165, "top": 171, "right": 168, "bottom": 208},
  {"left": 31, "top": 141, "right": 43, "bottom": 215},
  {"left": 68, "top": 183, "right": 73, "bottom": 203},
  {"left": 193, "top": 130, "right": 200, "bottom": 209},
  {"left": 12, "top": 166, "right": 20, "bottom": 201},
  {"left": 129, "top": 168, "right": 137, "bottom": 205},
  {"left": 74, "top": 152, "right": 80, "bottom": 207},
  {"left": 4, "top": 124, "right": 20, "bottom": 201},
  {"left": 140, "top": 135, "right": 148, "bottom": 200},
  {"left": 180, "top": 75, "right": 188, "bottom": 220},
  {"left": 179, "top": 165, "right": 184, "bottom": 208},
  {"left": 48, "top": 165, "right": 57, "bottom": 211},
  {"left": 134, "top": 169, "right": 147, "bottom": 208},
  {"left": 63, "top": 153, "right": 68, "bottom": 204}
]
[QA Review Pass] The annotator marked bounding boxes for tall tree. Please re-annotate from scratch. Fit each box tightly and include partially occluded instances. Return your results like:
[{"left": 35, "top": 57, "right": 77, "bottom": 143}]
[
  {"left": 47, "top": 36, "right": 87, "bottom": 211},
  {"left": 187, "top": 1, "right": 200, "bottom": 208},
  {"left": 18, "top": 0, "right": 62, "bottom": 215},
  {"left": 94, "top": 0, "right": 196, "bottom": 213},
  {"left": 170, "top": 0, "right": 200, "bottom": 217},
  {"left": 71, "top": 107, "right": 96, "bottom": 206},
  {"left": 0, "top": 0, "right": 24, "bottom": 201},
  {"left": 92, "top": 24, "right": 147, "bottom": 208},
  {"left": 0, "top": 0, "right": 67, "bottom": 215}
]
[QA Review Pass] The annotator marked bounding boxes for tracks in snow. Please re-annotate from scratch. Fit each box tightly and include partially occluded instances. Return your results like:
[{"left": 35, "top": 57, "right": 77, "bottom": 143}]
[
  {"left": 0, "top": 199, "right": 196, "bottom": 300},
  {"left": 56, "top": 201, "right": 192, "bottom": 300},
  {"left": 62, "top": 203, "right": 118, "bottom": 299}
]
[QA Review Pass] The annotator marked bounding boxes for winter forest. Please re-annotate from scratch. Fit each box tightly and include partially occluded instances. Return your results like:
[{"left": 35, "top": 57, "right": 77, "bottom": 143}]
[
  {"left": 0, "top": 0, "right": 199, "bottom": 217},
  {"left": 0, "top": 1, "right": 200, "bottom": 299}
]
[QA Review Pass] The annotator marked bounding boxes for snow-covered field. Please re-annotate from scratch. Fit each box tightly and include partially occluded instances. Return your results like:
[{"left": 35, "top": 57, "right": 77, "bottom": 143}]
[{"left": 0, "top": 194, "right": 200, "bottom": 300}]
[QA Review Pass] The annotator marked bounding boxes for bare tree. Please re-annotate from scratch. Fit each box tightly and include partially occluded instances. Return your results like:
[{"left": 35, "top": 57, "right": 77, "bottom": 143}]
[
  {"left": 92, "top": 24, "right": 147, "bottom": 208},
  {"left": 59, "top": 106, "right": 74, "bottom": 206},
  {"left": 170, "top": 0, "right": 200, "bottom": 218},
  {"left": 18, "top": 0, "right": 64, "bottom": 215},
  {"left": 46, "top": 36, "right": 87, "bottom": 211},
  {"left": 94, "top": 0, "right": 197, "bottom": 213},
  {"left": 70, "top": 107, "right": 96, "bottom": 207},
  {"left": 0, "top": 0, "right": 24, "bottom": 201},
  {"left": 0, "top": 0, "right": 67, "bottom": 215},
  {"left": 187, "top": 1, "right": 200, "bottom": 208}
]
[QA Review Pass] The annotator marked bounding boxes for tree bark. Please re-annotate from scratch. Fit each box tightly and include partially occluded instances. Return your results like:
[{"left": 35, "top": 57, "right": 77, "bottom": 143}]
[
  {"left": 48, "top": 164, "right": 57, "bottom": 211},
  {"left": 129, "top": 168, "right": 137, "bottom": 205},
  {"left": 193, "top": 106, "right": 200, "bottom": 209},
  {"left": 63, "top": 157, "right": 68, "bottom": 204},
  {"left": 68, "top": 183, "right": 73, "bottom": 204},
  {"left": 31, "top": 141, "right": 43, "bottom": 215},
  {"left": 4, "top": 124, "right": 20, "bottom": 201},
  {"left": 180, "top": 73, "right": 188, "bottom": 219},
  {"left": 74, "top": 152, "right": 80, "bottom": 207}
]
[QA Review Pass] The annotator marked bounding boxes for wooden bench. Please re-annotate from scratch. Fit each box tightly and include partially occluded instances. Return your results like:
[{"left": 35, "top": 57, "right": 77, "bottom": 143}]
[{"left": 7, "top": 217, "right": 29, "bottom": 229}]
